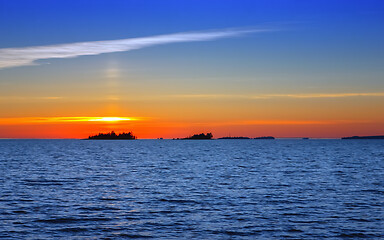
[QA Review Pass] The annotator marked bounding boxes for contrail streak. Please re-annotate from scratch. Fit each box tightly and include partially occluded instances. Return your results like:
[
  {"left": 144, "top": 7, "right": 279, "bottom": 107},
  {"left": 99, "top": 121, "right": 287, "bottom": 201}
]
[{"left": 0, "top": 28, "right": 269, "bottom": 69}]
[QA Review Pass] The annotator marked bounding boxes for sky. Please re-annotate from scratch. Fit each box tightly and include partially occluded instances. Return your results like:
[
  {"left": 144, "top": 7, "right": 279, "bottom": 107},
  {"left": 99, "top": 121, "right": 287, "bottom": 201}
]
[{"left": 0, "top": 0, "right": 383, "bottom": 138}]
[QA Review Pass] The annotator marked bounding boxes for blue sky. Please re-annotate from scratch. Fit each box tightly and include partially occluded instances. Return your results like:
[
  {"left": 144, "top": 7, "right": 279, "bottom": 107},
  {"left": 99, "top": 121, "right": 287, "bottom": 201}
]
[
  {"left": 1, "top": 0, "right": 383, "bottom": 89},
  {"left": 1, "top": 0, "right": 384, "bottom": 45},
  {"left": 1, "top": 1, "right": 382, "bottom": 66}
]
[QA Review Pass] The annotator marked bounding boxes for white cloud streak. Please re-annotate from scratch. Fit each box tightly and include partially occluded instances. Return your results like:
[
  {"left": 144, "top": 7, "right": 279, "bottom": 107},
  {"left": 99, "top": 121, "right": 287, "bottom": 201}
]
[
  {"left": 259, "top": 92, "right": 384, "bottom": 98},
  {"left": 172, "top": 92, "right": 384, "bottom": 99},
  {"left": 0, "top": 28, "right": 269, "bottom": 69}
]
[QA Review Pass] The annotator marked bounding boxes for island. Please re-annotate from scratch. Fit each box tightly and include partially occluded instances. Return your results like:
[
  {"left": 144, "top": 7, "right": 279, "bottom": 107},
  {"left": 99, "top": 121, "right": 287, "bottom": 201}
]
[
  {"left": 218, "top": 137, "right": 250, "bottom": 139},
  {"left": 254, "top": 136, "right": 275, "bottom": 139},
  {"left": 341, "top": 135, "right": 384, "bottom": 140},
  {"left": 174, "top": 133, "right": 213, "bottom": 140},
  {"left": 87, "top": 131, "right": 137, "bottom": 140}
]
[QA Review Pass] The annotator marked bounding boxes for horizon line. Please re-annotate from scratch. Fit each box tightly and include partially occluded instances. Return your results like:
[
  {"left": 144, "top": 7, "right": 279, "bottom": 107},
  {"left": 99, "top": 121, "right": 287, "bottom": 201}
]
[{"left": 1, "top": 136, "right": 382, "bottom": 140}]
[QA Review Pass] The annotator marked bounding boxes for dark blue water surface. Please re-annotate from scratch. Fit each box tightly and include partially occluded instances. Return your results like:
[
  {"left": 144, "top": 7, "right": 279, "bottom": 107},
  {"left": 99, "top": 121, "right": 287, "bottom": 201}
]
[{"left": 0, "top": 139, "right": 383, "bottom": 239}]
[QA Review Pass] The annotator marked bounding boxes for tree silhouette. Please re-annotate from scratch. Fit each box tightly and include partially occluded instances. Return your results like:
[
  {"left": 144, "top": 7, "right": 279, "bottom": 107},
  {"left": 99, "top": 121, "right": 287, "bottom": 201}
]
[
  {"left": 185, "top": 132, "right": 213, "bottom": 139},
  {"left": 88, "top": 131, "right": 137, "bottom": 140}
]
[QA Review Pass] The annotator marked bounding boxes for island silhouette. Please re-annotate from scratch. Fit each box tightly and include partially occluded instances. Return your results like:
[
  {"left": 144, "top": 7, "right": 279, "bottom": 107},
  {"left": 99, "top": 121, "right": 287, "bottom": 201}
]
[
  {"left": 218, "top": 136, "right": 276, "bottom": 139},
  {"left": 174, "top": 133, "right": 213, "bottom": 140},
  {"left": 218, "top": 136, "right": 250, "bottom": 139},
  {"left": 85, "top": 132, "right": 280, "bottom": 140},
  {"left": 87, "top": 131, "right": 136, "bottom": 140},
  {"left": 254, "top": 136, "right": 275, "bottom": 139}
]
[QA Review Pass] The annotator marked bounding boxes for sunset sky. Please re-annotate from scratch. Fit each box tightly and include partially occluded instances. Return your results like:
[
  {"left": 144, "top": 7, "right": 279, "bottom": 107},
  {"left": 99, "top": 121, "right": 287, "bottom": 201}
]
[{"left": 0, "top": 0, "right": 383, "bottom": 138}]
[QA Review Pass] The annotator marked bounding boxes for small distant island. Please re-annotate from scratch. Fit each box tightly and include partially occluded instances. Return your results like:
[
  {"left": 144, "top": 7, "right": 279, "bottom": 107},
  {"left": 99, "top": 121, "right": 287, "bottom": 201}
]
[
  {"left": 341, "top": 135, "right": 384, "bottom": 140},
  {"left": 174, "top": 132, "right": 213, "bottom": 140},
  {"left": 217, "top": 136, "right": 276, "bottom": 140},
  {"left": 254, "top": 136, "right": 275, "bottom": 139},
  {"left": 218, "top": 137, "right": 250, "bottom": 139},
  {"left": 87, "top": 131, "right": 137, "bottom": 140}
]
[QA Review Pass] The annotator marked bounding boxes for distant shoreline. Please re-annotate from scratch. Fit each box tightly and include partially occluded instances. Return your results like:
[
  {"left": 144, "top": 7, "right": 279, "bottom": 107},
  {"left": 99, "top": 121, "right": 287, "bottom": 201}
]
[
  {"left": 1, "top": 137, "right": 384, "bottom": 140},
  {"left": 341, "top": 135, "right": 384, "bottom": 140}
]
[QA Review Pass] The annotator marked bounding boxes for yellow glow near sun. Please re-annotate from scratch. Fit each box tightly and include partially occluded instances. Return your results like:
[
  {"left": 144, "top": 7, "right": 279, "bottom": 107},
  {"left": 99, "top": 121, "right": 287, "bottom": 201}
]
[{"left": 88, "top": 117, "right": 133, "bottom": 122}]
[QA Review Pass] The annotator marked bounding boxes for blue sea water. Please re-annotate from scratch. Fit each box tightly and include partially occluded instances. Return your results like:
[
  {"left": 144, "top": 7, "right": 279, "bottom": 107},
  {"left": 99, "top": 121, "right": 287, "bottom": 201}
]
[{"left": 0, "top": 139, "right": 383, "bottom": 239}]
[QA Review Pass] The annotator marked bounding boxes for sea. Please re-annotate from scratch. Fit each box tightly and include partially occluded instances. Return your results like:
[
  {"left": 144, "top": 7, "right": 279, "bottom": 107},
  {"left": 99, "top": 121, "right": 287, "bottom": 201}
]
[{"left": 0, "top": 139, "right": 383, "bottom": 239}]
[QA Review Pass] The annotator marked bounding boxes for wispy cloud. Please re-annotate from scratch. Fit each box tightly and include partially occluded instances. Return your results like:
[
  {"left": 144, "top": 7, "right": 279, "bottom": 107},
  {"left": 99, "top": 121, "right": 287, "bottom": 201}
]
[
  {"left": 172, "top": 92, "right": 384, "bottom": 100},
  {"left": 0, "top": 116, "right": 142, "bottom": 125},
  {"left": 0, "top": 96, "right": 63, "bottom": 102},
  {"left": 0, "top": 28, "right": 269, "bottom": 69},
  {"left": 259, "top": 92, "right": 384, "bottom": 98},
  {"left": 238, "top": 120, "right": 373, "bottom": 125}
]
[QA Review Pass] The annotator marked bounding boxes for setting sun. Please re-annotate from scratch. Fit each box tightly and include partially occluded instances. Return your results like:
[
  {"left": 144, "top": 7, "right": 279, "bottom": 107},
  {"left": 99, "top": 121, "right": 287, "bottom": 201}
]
[{"left": 87, "top": 117, "right": 135, "bottom": 122}]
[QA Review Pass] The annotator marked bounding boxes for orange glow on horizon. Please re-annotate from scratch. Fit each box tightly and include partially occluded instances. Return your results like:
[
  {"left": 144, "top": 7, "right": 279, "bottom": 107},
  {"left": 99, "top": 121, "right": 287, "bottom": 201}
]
[{"left": 0, "top": 117, "right": 382, "bottom": 139}]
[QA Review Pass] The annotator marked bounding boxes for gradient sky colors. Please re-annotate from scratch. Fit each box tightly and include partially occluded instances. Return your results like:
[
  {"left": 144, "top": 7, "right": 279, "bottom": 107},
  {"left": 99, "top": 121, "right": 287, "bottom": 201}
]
[{"left": 0, "top": 0, "right": 383, "bottom": 138}]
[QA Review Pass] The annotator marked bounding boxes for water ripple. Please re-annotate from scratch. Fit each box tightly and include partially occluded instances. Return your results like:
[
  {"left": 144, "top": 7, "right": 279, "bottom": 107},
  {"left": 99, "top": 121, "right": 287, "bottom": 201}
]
[{"left": 0, "top": 139, "right": 383, "bottom": 239}]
